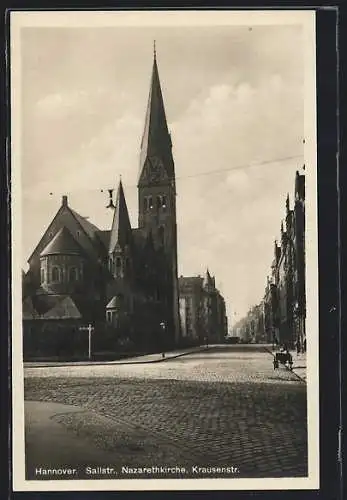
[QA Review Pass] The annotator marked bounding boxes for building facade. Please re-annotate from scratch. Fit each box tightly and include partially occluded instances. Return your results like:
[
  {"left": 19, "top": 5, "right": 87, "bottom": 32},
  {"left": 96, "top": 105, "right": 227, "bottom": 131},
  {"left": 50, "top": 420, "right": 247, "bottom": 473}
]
[
  {"left": 239, "top": 170, "right": 306, "bottom": 350},
  {"left": 178, "top": 271, "right": 228, "bottom": 345}
]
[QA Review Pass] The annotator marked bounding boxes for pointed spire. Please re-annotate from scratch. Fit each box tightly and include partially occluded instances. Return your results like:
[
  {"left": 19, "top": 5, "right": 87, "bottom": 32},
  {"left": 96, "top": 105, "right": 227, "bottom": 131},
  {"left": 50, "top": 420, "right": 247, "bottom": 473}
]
[
  {"left": 108, "top": 180, "right": 132, "bottom": 254},
  {"left": 138, "top": 48, "right": 174, "bottom": 184},
  {"left": 203, "top": 268, "right": 213, "bottom": 289},
  {"left": 286, "top": 193, "right": 290, "bottom": 213}
]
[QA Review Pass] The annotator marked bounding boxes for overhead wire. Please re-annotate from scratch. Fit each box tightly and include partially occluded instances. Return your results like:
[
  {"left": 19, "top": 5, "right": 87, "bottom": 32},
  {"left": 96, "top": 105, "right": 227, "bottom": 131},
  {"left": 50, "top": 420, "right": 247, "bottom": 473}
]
[{"left": 46, "top": 153, "right": 304, "bottom": 197}]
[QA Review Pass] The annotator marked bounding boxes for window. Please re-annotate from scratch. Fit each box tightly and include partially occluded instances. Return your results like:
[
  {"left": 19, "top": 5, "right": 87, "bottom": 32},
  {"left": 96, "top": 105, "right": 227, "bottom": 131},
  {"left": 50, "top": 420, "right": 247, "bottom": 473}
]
[
  {"left": 162, "top": 195, "right": 167, "bottom": 209},
  {"left": 108, "top": 257, "right": 113, "bottom": 273},
  {"left": 156, "top": 195, "right": 162, "bottom": 210},
  {"left": 158, "top": 226, "right": 165, "bottom": 246},
  {"left": 51, "top": 266, "right": 61, "bottom": 282},
  {"left": 69, "top": 267, "right": 78, "bottom": 282},
  {"left": 40, "top": 268, "right": 45, "bottom": 284},
  {"left": 148, "top": 196, "right": 153, "bottom": 209},
  {"left": 106, "top": 311, "right": 113, "bottom": 323},
  {"left": 144, "top": 198, "right": 148, "bottom": 211},
  {"left": 125, "top": 257, "right": 130, "bottom": 274},
  {"left": 115, "top": 257, "right": 122, "bottom": 277}
]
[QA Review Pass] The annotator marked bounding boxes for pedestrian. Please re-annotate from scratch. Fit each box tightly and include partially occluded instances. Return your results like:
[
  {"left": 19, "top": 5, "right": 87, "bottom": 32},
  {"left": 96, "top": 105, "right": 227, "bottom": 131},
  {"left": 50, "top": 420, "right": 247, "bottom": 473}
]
[{"left": 296, "top": 339, "right": 301, "bottom": 356}]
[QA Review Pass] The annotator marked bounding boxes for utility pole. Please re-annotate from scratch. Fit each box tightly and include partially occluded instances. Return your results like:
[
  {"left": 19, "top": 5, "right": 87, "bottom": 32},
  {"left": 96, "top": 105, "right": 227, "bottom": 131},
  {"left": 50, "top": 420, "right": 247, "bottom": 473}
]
[{"left": 79, "top": 323, "right": 94, "bottom": 360}]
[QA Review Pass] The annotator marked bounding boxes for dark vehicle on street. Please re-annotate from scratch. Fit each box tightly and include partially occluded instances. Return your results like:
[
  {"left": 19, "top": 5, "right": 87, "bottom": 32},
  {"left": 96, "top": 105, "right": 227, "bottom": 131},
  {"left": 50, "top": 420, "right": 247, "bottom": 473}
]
[{"left": 273, "top": 347, "right": 293, "bottom": 370}]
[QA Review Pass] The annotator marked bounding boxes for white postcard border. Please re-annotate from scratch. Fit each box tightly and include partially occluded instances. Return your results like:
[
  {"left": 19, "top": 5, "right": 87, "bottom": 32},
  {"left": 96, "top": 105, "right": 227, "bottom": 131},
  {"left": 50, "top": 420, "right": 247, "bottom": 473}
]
[{"left": 11, "top": 9, "right": 319, "bottom": 492}]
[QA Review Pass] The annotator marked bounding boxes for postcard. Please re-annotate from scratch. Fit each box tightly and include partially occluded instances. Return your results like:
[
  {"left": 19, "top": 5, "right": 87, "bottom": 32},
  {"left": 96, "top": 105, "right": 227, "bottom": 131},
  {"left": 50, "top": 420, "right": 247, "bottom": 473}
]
[{"left": 10, "top": 9, "right": 319, "bottom": 491}]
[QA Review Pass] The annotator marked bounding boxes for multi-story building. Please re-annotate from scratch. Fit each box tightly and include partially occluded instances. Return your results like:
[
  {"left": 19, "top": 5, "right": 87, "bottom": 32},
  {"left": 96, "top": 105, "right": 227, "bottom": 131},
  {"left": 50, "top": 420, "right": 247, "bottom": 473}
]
[
  {"left": 179, "top": 276, "right": 204, "bottom": 344},
  {"left": 261, "top": 170, "right": 306, "bottom": 350},
  {"left": 293, "top": 171, "right": 306, "bottom": 351},
  {"left": 240, "top": 169, "right": 306, "bottom": 350},
  {"left": 178, "top": 270, "right": 228, "bottom": 345}
]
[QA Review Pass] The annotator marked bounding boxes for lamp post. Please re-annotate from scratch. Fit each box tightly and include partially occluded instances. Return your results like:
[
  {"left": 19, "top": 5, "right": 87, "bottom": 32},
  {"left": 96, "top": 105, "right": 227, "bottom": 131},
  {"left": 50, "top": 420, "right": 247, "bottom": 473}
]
[{"left": 160, "top": 321, "right": 166, "bottom": 358}]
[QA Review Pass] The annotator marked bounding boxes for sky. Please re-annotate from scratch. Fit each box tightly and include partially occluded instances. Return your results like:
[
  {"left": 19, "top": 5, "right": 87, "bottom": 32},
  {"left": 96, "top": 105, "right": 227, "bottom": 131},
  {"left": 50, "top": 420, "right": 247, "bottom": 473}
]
[{"left": 19, "top": 22, "right": 305, "bottom": 324}]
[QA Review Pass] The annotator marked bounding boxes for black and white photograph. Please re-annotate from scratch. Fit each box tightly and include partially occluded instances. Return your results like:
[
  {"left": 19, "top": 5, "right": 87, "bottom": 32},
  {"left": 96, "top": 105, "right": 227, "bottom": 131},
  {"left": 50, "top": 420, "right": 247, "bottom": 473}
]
[{"left": 11, "top": 10, "right": 319, "bottom": 491}]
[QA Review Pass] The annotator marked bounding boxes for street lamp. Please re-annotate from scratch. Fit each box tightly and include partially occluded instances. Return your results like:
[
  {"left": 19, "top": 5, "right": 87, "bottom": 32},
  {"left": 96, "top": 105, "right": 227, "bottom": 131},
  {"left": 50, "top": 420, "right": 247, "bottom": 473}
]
[{"left": 160, "top": 321, "right": 166, "bottom": 358}]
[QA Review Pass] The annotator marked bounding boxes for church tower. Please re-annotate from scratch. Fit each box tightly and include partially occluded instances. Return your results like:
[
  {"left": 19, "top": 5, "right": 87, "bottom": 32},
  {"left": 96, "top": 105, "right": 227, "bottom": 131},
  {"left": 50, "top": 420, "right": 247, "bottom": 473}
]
[{"left": 138, "top": 45, "right": 180, "bottom": 345}]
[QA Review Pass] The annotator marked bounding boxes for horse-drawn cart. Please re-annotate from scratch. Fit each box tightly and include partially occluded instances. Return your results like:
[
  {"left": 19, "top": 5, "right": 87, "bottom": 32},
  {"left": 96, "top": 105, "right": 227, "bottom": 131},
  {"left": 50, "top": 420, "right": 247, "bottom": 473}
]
[{"left": 273, "top": 350, "right": 293, "bottom": 370}]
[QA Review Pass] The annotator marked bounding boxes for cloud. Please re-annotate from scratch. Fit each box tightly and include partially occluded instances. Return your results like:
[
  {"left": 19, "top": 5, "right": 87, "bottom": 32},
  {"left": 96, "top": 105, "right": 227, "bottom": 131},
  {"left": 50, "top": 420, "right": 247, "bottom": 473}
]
[{"left": 36, "top": 90, "right": 89, "bottom": 117}]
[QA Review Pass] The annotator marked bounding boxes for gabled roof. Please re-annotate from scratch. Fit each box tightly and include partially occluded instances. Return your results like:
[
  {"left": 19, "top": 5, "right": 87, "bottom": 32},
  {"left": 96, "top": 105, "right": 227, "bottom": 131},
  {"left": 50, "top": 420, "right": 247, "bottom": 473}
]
[
  {"left": 139, "top": 53, "right": 174, "bottom": 184},
  {"left": 28, "top": 196, "right": 102, "bottom": 263},
  {"left": 70, "top": 208, "right": 101, "bottom": 241},
  {"left": 40, "top": 226, "right": 84, "bottom": 257},
  {"left": 108, "top": 180, "right": 132, "bottom": 254},
  {"left": 42, "top": 296, "right": 82, "bottom": 320}
]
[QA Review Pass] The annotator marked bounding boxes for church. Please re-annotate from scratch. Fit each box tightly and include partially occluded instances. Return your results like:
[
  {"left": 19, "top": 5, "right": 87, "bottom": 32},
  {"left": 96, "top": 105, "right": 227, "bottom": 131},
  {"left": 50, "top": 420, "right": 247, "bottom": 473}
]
[{"left": 22, "top": 49, "right": 228, "bottom": 358}]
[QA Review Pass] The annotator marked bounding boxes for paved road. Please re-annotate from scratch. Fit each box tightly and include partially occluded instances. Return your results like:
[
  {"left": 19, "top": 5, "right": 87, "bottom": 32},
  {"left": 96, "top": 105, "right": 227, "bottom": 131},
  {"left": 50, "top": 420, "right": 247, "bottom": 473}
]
[{"left": 24, "top": 345, "right": 308, "bottom": 479}]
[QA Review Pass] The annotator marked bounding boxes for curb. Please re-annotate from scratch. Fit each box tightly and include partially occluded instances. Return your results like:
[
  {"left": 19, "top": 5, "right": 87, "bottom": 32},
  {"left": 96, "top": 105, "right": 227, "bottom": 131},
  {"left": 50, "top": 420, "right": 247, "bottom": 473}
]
[
  {"left": 24, "top": 346, "right": 210, "bottom": 369},
  {"left": 263, "top": 347, "right": 307, "bottom": 383}
]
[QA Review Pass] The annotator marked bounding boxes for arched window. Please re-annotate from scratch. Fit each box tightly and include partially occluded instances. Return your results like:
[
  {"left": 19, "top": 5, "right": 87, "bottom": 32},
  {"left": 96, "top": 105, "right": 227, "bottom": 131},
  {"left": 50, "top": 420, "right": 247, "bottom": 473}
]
[
  {"left": 144, "top": 197, "right": 148, "bottom": 211},
  {"left": 51, "top": 266, "right": 61, "bottom": 282},
  {"left": 148, "top": 196, "right": 153, "bottom": 209},
  {"left": 40, "top": 268, "right": 45, "bottom": 284},
  {"left": 115, "top": 257, "right": 122, "bottom": 277},
  {"left": 162, "top": 195, "right": 167, "bottom": 210},
  {"left": 69, "top": 267, "right": 78, "bottom": 282},
  {"left": 156, "top": 195, "right": 162, "bottom": 210}
]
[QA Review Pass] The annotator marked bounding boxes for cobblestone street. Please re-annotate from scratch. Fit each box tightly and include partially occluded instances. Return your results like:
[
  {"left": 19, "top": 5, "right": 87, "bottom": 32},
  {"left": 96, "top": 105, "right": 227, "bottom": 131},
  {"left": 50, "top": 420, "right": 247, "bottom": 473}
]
[{"left": 24, "top": 346, "right": 308, "bottom": 479}]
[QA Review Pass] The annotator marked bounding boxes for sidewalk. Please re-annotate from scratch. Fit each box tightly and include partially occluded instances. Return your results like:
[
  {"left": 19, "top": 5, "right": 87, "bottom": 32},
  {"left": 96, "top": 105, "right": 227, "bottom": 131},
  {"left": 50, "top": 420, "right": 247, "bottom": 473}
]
[
  {"left": 265, "top": 347, "right": 307, "bottom": 382},
  {"left": 25, "top": 401, "right": 120, "bottom": 479},
  {"left": 24, "top": 345, "right": 209, "bottom": 369},
  {"left": 289, "top": 351, "right": 307, "bottom": 381}
]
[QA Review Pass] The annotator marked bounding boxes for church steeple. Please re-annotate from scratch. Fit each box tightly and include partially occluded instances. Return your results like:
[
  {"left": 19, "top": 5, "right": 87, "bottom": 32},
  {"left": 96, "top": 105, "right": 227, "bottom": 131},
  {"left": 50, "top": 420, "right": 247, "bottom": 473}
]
[
  {"left": 108, "top": 179, "right": 132, "bottom": 254},
  {"left": 138, "top": 45, "right": 174, "bottom": 186},
  {"left": 137, "top": 49, "right": 180, "bottom": 346}
]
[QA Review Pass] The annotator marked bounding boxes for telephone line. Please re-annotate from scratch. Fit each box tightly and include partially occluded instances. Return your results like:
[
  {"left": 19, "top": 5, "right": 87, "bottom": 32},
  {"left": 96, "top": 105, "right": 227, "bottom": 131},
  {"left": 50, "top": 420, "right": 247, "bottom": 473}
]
[{"left": 46, "top": 153, "right": 304, "bottom": 197}]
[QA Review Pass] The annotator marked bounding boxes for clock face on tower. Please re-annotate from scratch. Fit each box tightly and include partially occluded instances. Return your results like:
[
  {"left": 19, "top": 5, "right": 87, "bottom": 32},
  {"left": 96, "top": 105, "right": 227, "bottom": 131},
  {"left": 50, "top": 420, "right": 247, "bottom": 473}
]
[{"left": 148, "top": 156, "right": 164, "bottom": 183}]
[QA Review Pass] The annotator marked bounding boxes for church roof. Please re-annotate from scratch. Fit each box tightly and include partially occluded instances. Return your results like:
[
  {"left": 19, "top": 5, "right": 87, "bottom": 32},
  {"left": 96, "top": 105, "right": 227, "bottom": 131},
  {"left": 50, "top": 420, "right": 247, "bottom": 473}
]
[
  {"left": 106, "top": 295, "right": 123, "bottom": 309},
  {"left": 108, "top": 180, "right": 132, "bottom": 254},
  {"left": 28, "top": 196, "right": 102, "bottom": 264},
  {"left": 40, "top": 226, "right": 83, "bottom": 257},
  {"left": 70, "top": 208, "right": 101, "bottom": 241},
  {"left": 41, "top": 296, "right": 82, "bottom": 320},
  {"left": 139, "top": 51, "right": 174, "bottom": 183}
]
